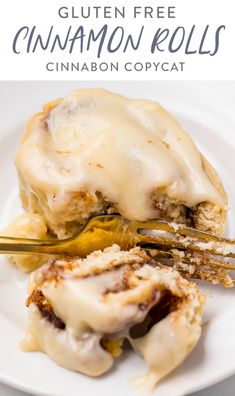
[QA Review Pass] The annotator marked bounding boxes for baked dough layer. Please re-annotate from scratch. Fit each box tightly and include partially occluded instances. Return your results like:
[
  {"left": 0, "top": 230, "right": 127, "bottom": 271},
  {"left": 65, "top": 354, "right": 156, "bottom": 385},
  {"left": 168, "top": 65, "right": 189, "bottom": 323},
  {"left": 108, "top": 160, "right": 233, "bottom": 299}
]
[{"left": 16, "top": 89, "right": 227, "bottom": 238}]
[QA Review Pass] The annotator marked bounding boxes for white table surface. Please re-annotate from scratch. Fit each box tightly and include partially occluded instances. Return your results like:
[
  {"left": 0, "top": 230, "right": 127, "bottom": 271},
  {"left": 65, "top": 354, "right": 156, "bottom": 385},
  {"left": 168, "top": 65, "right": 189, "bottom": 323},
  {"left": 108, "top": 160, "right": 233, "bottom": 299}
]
[{"left": 0, "top": 376, "right": 234, "bottom": 396}]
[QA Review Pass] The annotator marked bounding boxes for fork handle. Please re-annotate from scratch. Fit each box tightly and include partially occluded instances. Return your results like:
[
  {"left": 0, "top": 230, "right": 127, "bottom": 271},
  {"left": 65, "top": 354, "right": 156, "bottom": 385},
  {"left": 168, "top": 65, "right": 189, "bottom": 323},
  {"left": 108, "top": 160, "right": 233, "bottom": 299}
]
[{"left": 0, "top": 236, "right": 62, "bottom": 255}]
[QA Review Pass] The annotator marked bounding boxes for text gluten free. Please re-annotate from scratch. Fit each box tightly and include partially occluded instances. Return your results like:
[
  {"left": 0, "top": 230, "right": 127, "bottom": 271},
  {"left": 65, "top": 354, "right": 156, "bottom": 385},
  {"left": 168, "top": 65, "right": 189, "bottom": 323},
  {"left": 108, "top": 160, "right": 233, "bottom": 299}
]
[{"left": 57, "top": 6, "right": 176, "bottom": 20}]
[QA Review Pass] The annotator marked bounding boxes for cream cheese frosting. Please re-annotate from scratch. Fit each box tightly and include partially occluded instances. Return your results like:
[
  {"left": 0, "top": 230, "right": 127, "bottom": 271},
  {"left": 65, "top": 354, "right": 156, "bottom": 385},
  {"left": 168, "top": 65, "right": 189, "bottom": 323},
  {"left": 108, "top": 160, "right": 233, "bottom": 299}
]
[{"left": 16, "top": 89, "right": 222, "bottom": 222}]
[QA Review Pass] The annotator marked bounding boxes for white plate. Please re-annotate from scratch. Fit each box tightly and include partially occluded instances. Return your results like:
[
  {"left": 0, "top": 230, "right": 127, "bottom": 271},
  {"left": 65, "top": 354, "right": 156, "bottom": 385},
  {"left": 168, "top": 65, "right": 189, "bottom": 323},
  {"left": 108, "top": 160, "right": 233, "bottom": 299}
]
[{"left": 0, "top": 81, "right": 235, "bottom": 396}]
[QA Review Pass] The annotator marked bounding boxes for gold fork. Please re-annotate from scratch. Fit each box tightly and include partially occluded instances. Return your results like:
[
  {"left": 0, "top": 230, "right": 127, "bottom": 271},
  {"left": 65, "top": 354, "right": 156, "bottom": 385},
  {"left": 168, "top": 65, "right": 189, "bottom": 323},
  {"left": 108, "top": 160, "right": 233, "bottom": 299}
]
[
  {"left": 1, "top": 214, "right": 235, "bottom": 285},
  {"left": 0, "top": 214, "right": 234, "bottom": 261}
]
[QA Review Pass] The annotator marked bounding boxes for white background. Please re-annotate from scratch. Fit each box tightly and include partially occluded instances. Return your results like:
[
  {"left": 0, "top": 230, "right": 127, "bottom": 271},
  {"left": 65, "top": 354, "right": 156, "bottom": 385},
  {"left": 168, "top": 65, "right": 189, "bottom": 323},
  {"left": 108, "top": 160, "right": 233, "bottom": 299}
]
[{"left": 0, "top": 0, "right": 234, "bottom": 80}]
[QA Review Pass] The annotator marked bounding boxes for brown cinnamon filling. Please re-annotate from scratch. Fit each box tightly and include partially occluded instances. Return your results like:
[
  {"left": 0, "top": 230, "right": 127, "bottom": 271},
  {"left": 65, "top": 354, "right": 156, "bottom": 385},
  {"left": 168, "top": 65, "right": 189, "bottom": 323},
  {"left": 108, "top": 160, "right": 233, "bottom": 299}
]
[
  {"left": 130, "top": 290, "right": 180, "bottom": 339},
  {"left": 26, "top": 289, "right": 65, "bottom": 330}
]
